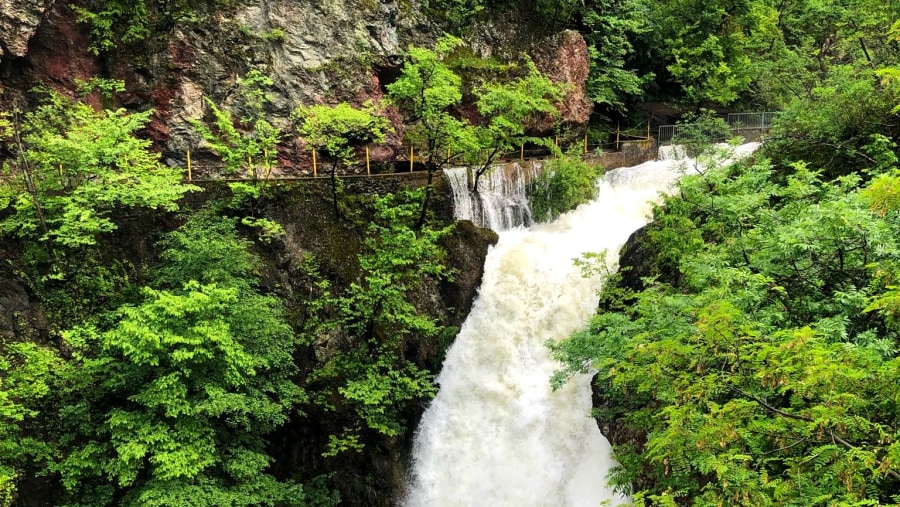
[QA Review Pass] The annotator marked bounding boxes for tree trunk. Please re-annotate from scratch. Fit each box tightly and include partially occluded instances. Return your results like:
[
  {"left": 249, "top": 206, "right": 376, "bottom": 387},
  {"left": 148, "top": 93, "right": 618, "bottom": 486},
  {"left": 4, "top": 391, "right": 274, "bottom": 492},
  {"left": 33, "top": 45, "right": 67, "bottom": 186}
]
[{"left": 415, "top": 167, "right": 435, "bottom": 231}]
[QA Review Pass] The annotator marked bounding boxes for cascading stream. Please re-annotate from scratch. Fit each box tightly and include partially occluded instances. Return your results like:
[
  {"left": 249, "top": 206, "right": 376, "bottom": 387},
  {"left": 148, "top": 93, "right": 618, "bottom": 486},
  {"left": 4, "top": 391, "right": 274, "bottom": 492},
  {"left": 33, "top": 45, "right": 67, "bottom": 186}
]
[
  {"left": 444, "top": 161, "right": 543, "bottom": 230},
  {"left": 406, "top": 144, "right": 759, "bottom": 506}
]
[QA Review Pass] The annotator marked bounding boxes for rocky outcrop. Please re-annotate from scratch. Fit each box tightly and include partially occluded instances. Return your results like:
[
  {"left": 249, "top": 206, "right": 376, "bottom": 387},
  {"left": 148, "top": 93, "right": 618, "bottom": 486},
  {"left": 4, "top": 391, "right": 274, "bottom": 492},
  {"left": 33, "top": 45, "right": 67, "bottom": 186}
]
[
  {"left": 0, "top": 0, "right": 53, "bottom": 59},
  {"left": 159, "top": 0, "right": 434, "bottom": 159},
  {"left": 7, "top": 1, "right": 98, "bottom": 90},
  {"left": 531, "top": 30, "right": 593, "bottom": 128},
  {"left": 440, "top": 220, "right": 498, "bottom": 325}
]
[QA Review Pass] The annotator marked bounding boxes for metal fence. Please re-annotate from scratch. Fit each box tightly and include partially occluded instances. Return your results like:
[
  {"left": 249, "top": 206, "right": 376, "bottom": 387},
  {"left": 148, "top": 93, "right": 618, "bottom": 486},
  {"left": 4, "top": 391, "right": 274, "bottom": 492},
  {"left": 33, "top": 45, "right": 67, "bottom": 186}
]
[
  {"left": 658, "top": 111, "right": 780, "bottom": 146},
  {"left": 727, "top": 112, "right": 780, "bottom": 130}
]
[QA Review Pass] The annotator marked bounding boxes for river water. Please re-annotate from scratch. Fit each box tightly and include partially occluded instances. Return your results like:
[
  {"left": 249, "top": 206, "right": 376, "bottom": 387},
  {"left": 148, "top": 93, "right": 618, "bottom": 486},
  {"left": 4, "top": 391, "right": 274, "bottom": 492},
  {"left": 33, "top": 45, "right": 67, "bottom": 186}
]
[{"left": 406, "top": 145, "right": 759, "bottom": 506}]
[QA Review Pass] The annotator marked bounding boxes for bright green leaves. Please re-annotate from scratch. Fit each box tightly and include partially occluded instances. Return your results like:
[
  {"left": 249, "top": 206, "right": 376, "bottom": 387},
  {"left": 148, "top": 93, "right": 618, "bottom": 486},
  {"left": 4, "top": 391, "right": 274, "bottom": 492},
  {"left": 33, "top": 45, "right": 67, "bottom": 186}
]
[
  {"left": 668, "top": 34, "right": 752, "bottom": 105},
  {"left": 0, "top": 89, "right": 197, "bottom": 249},
  {"left": 765, "top": 67, "right": 900, "bottom": 177},
  {"left": 387, "top": 35, "right": 467, "bottom": 169},
  {"left": 552, "top": 149, "right": 900, "bottom": 504},
  {"left": 0, "top": 341, "right": 60, "bottom": 506},
  {"left": 51, "top": 215, "right": 305, "bottom": 506},
  {"left": 106, "top": 284, "right": 255, "bottom": 379},
  {"left": 388, "top": 35, "right": 563, "bottom": 193},
  {"left": 580, "top": 0, "right": 651, "bottom": 111},
  {"left": 306, "top": 189, "right": 452, "bottom": 455},
  {"left": 293, "top": 102, "right": 390, "bottom": 165},
  {"left": 192, "top": 71, "right": 281, "bottom": 178},
  {"left": 528, "top": 150, "right": 603, "bottom": 222},
  {"left": 468, "top": 60, "right": 564, "bottom": 185}
]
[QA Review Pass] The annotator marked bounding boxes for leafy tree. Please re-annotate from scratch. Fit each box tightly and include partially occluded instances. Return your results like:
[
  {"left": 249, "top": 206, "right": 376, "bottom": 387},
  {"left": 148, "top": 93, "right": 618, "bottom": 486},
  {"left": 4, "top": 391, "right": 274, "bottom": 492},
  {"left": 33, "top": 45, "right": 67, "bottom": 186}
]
[
  {"left": 388, "top": 36, "right": 563, "bottom": 225},
  {"left": 0, "top": 87, "right": 196, "bottom": 251},
  {"left": 387, "top": 35, "right": 471, "bottom": 171},
  {"left": 528, "top": 149, "right": 603, "bottom": 222},
  {"left": 551, "top": 147, "right": 900, "bottom": 505},
  {"left": 764, "top": 67, "right": 900, "bottom": 178},
  {"left": 671, "top": 109, "right": 733, "bottom": 158},
  {"left": 0, "top": 341, "right": 60, "bottom": 506},
  {"left": 387, "top": 35, "right": 479, "bottom": 226},
  {"left": 467, "top": 60, "right": 564, "bottom": 190},
  {"left": 192, "top": 70, "right": 281, "bottom": 179},
  {"left": 581, "top": 0, "right": 652, "bottom": 112},
  {"left": 51, "top": 215, "right": 306, "bottom": 506},
  {"left": 293, "top": 102, "right": 391, "bottom": 217}
]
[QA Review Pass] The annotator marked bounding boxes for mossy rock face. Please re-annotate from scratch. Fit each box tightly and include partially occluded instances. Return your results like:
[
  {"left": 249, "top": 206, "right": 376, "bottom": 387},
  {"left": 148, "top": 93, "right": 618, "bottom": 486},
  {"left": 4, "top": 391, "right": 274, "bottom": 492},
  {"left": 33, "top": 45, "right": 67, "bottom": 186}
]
[
  {"left": 251, "top": 178, "right": 496, "bottom": 506},
  {"left": 0, "top": 271, "right": 47, "bottom": 343},
  {"left": 439, "top": 219, "right": 497, "bottom": 324}
]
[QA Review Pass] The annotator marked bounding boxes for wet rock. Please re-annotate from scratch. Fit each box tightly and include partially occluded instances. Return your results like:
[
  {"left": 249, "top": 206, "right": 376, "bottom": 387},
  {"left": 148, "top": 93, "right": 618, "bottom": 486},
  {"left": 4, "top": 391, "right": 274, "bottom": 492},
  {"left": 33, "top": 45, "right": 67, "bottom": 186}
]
[
  {"left": 0, "top": 0, "right": 54, "bottom": 59},
  {"left": 617, "top": 225, "right": 652, "bottom": 294},
  {"left": 440, "top": 220, "right": 498, "bottom": 325}
]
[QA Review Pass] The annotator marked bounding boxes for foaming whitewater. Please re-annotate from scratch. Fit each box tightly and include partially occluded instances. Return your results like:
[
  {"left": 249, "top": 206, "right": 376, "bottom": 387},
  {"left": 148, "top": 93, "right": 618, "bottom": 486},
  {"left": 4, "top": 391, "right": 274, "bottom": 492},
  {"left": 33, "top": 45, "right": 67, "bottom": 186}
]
[
  {"left": 407, "top": 144, "right": 760, "bottom": 506},
  {"left": 444, "top": 161, "right": 543, "bottom": 230}
]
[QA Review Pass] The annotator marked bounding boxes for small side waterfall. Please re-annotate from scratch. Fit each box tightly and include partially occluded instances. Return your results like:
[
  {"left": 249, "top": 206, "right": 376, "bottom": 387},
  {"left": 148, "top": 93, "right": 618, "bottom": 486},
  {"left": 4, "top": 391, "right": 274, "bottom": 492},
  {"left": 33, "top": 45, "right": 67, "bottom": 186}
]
[
  {"left": 444, "top": 161, "right": 544, "bottom": 230},
  {"left": 408, "top": 144, "right": 760, "bottom": 506}
]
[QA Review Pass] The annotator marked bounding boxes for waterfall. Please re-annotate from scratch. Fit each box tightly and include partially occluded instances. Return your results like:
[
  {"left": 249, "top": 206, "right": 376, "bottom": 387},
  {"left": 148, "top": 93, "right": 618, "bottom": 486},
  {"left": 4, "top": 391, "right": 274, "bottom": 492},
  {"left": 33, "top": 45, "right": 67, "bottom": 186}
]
[
  {"left": 407, "top": 144, "right": 760, "bottom": 506},
  {"left": 443, "top": 161, "right": 543, "bottom": 230}
]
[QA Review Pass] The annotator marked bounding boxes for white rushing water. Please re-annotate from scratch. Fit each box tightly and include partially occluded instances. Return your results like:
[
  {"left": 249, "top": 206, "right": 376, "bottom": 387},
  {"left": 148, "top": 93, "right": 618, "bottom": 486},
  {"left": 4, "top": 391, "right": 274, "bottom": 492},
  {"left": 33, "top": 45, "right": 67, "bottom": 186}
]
[
  {"left": 407, "top": 144, "right": 760, "bottom": 506},
  {"left": 444, "top": 161, "right": 543, "bottom": 230}
]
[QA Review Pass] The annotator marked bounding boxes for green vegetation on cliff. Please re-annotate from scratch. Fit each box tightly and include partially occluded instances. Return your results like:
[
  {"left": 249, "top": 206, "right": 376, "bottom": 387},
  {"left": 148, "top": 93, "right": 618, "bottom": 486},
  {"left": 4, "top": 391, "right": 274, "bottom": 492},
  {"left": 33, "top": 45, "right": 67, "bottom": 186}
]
[
  {"left": 0, "top": 86, "right": 470, "bottom": 505},
  {"left": 552, "top": 65, "right": 900, "bottom": 504},
  {"left": 3, "top": 0, "right": 900, "bottom": 504}
]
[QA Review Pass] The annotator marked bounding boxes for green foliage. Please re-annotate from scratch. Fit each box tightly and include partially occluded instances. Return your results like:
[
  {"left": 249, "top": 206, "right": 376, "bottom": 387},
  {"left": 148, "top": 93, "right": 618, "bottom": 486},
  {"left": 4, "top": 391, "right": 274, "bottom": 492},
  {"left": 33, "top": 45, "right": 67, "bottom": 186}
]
[
  {"left": 573, "top": 0, "right": 652, "bottom": 111},
  {"left": 305, "top": 189, "right": 452, "bottom": 453},
  {"left": 73, "top": 1, "right": 151, "bottom": 54},
  {"left": 528, "top": 150, "right": 603, "bottom": 222},
  {"left": 551, "top": 147, "right": 900, "bottom": 504},
  {"left": 468, "top": 60, "right": 564, "bottom": 187},
  {"left": 293, "top": 101, "right": 391, "bottom": 217},
  {"left": 764, "top": 67, "right": 900, "bottom": 177},
  {"left": 192, "top": 71, "right": 281, "bottom": 178},
  {"left": 423, "top": 0, "right": 487, "bottom": 31},
  {"left": 293, "top": 102, "right": 390, "bottom": 165},
  {"left": 73, "top": 0, "right": 230, "bottom": 53},
  {"left": 0, "top": 340, "right": 60, "bottom": 505},
  {"left": 387, "top": 35, "right": 469, "bottom": 170},
  {"left": 52, "top": 214, "right": 305, "bottom": 505},
  {"left": 0, "top": 88, "right": 197, "bottom": 250},
  {"left": 388, "top": 36, "right": 563, "bottom": 193},
  {"left": 671, "top": 109, "right": 734, "bottom": 158}
]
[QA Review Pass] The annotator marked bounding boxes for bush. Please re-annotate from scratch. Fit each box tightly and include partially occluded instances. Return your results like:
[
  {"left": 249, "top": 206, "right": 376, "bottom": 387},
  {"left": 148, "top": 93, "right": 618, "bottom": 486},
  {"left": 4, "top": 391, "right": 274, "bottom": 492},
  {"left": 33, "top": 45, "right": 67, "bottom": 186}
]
[{"left": 528, "top": 152, "right": 603, "bottom": 222}]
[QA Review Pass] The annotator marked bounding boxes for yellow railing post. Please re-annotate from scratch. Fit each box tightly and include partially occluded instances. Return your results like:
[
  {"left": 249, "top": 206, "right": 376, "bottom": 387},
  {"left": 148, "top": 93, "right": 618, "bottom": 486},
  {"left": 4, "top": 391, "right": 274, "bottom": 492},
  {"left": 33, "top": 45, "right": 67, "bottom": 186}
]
[
  {"left": 616, "top": 123, "right": 620, "bottom": 151},
  {"left": 366, "top": 146, "right": 371, "bottom": 176},
  {"left": 312, "top": 150, "right": 317, "bottom": 177},
  {"left": 58, "top": 163, "right": 63, "bottom": 179},
  {"left": 410, "top": 146, "right": 414, "bottom": 172},
  {"left": 520, "top": 143, "right": 524, "bottom": 161},
  {"left": 447, "top": 146, "right": 451, "bottom": 164},
  {"left": 647, "top": 120, "right": 651, "bottom": 140},
  {"left": 584, "top": 133, "right": 588, "bottom": 154},
  {"left": 186, "top": 149, "right": 192, "bottom": 181}
]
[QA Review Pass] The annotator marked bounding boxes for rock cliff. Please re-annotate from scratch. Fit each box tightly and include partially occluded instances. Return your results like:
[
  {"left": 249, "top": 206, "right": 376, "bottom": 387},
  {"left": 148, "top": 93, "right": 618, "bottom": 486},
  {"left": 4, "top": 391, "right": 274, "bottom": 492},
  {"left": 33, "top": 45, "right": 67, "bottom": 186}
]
[{"left": 0, "top": 0, "right": 592, "bottom": 168}]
